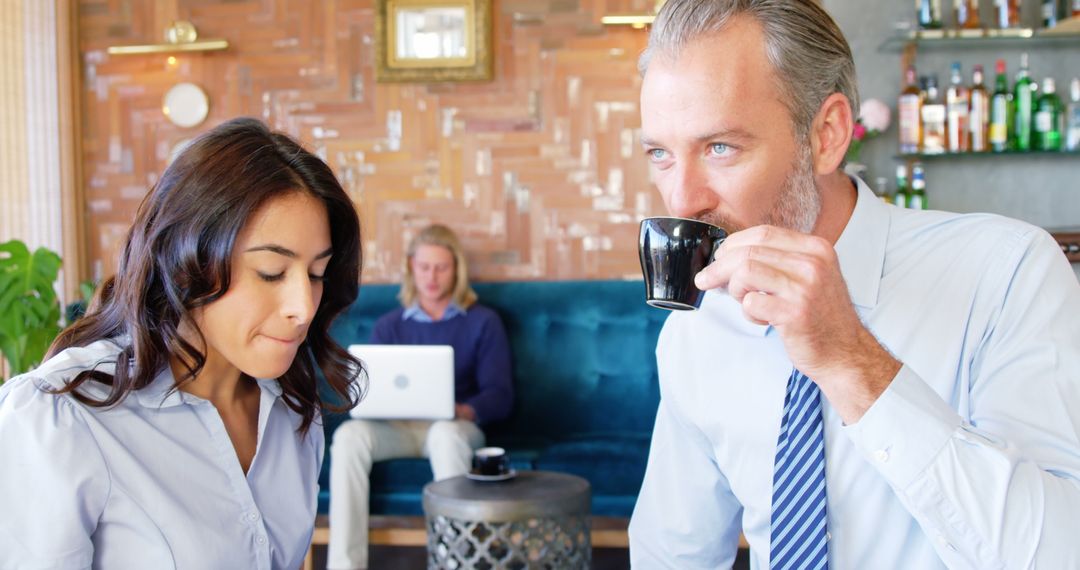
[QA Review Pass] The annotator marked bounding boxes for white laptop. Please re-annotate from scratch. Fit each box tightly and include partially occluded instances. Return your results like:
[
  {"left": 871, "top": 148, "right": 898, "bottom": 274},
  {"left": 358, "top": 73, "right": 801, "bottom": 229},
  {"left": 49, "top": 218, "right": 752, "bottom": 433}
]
[{"left": 347, "top": 344, "right": 455, "bottom": 420}]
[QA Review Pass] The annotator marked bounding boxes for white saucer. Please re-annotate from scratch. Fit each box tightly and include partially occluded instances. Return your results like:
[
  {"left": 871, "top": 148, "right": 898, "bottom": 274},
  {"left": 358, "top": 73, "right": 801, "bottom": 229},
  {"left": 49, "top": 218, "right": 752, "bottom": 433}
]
[{"left": 465, "top": 469, "right": 517, "bottom": 482}]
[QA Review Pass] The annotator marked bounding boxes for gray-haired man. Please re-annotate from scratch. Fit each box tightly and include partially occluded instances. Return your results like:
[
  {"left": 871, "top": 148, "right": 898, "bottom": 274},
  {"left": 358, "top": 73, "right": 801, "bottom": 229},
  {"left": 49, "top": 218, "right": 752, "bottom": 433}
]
[{"left": 629, "top": 0, "right": 1080, "bottom": 568}]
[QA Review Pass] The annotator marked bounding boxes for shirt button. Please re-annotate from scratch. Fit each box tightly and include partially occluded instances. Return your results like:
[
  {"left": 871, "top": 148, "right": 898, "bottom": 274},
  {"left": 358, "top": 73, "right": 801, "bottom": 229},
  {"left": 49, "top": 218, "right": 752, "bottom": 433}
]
[
  {"left": 247, "top": 512, "right": 260, "bottom": 522},
  {"left": 256, "top": 535, "right": 267, "bottom": 545},
  {"left": 874, "top": 449, "right": 890, "bottom": 463},
  {"left": 826, "top": 532, "right": 832, "bottom": 542}
]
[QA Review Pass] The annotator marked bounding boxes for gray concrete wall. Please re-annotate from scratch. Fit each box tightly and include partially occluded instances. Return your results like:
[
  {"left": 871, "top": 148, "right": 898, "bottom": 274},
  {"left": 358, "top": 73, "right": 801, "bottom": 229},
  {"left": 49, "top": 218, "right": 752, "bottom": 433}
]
[{"left": 825, "top": 0, "right": 1080, "bottom": 279}]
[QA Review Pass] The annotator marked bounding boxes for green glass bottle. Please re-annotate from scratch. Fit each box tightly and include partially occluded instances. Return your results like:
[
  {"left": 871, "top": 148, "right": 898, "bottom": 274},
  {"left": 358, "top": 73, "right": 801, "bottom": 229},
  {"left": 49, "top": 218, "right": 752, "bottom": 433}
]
[
  {"left": 1043, "top": 0, "right": 1064, "bottom": 28},
  {"left": 1013, "top": 53, "right": 1035, "bottom": 151},
  {"left": 989, "top": 59, "right": 1014, "bottom": 152},
  {"left": 908, "top": 162, "right": 928, "bottom": 210},
  {"left": 893, "top": 164, "right": 910, "bottom": 208},
  {"left": 917, "top": 0, "right": 944, "bottom": 29},
  {"left": 1034, "top": 77, "right": 1063, "bottom": 151}
]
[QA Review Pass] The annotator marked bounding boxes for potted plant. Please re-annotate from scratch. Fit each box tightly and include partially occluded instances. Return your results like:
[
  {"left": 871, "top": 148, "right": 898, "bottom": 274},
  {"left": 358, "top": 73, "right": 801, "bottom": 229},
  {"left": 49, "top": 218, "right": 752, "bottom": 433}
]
[{"left": 0, "top": 240, "right": 63, "bottom": 383}]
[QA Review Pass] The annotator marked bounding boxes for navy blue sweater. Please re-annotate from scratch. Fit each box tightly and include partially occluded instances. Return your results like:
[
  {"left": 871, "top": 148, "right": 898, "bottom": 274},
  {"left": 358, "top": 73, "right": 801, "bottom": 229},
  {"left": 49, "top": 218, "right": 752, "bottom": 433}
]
[{"left": 369, "top": 304, "right": 513, "bottom": 425}]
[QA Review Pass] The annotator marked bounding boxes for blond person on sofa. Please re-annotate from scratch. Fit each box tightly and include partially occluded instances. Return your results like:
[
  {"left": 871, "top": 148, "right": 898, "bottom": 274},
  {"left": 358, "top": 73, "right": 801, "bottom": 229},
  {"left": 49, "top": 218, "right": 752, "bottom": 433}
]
[
  {"left": 328, "top": 224, "right": 513, "bottom": 570},
  {"left": 0, "top": 118, "right": 364, "bottom": 569}
]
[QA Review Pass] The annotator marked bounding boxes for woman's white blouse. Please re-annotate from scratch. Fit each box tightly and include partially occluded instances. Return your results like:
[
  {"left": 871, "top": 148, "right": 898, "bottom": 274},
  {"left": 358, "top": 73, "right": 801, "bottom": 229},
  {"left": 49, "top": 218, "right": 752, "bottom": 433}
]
[{"left": 0, "top": 339, "right": 324, "bottom": 569}]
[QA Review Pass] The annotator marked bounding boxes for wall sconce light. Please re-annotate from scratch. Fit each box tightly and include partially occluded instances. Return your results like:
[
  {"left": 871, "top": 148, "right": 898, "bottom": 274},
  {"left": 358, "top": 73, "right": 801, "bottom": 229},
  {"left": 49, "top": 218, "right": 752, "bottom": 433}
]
[
  {"left": 107, "top": 21, "right": 229, "bottom": 55},
  {"left": 601, "top": 1, "right": 664, "bottom": 29}
]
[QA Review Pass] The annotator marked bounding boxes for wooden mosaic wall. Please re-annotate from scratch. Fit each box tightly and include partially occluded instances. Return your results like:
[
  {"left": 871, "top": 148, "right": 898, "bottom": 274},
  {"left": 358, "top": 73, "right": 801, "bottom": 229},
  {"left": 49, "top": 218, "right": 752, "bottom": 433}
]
[{"left": 77, "top": 0, "right": 656, "bottom": 283}]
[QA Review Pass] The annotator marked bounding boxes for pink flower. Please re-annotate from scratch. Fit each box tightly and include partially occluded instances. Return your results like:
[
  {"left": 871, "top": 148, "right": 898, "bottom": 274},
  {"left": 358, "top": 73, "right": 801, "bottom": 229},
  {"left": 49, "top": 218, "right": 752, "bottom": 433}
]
[
  {"left": 852, "top": 122, "right": 868, "bottom": 141},
  {"left": 858, "top": 98, "right": 891, "bottom": 134}
]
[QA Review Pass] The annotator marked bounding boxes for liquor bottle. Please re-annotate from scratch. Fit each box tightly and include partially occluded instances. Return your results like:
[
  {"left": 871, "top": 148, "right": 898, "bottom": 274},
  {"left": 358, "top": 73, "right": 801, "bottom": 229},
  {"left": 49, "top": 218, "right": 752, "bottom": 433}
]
[
  {"left": 946, "top": 62, "right": 971, "bottom": 153},
  {"left": 1013, "top": 53, "right": 1035, "bottom": 151},
  {"left": 875, "top": 176, "right": 893, "bottom": 204},
  {"left": 989, "top": 59, "right": 1015, "bottom": 152},
  {"left": 1073, "top": 0, "right": 1080, "bottom": 17},
  {"left": 908, "top": 162, "right": 928, "bottom": 210},
  {"left": 922, "top": 75, "right": 947, "bottom": 154},
  {"left": 893, "top": 164, "right": 910, "bottom": 208},
  {"left": 995, "top": 0, "right": 1021, "bottom": 28},
  {"left": 1034, "top": 78, "right": 1064, "bottom": 151},
  {"left": 1043, "top": 0, "right": 1064, "bottom": 28},
  {"left": 969, "top": 64, "right": 991, "bottom": 152},
  {"left": 918, "top": 0, "right": 944, "bottom": 29},
  {"left": 1067, "top": 78, "right": 1080, "bottom": 152},
  {"left": 955, "top": 0, "right": 981, "bottom": 29},
  {"left": 899, "top": 66, "right": 924, "bottom": 154}
]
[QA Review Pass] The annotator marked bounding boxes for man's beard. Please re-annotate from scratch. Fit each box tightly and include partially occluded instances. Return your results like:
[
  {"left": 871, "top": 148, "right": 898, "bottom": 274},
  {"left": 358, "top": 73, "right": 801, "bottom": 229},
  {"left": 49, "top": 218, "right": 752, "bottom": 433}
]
[{"left": 697, "top": 143, "right": 821, "bottom": 234}]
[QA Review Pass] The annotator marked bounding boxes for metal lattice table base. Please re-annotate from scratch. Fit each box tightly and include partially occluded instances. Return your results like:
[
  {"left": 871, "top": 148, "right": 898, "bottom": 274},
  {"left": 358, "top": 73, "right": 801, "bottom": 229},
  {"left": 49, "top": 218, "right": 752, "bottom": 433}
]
[
  {"left": 427, "top": 514, "right": 590, "bottom": 570},
  {"left": 423, "top": 471, "right": 593, "bottom": 570}
]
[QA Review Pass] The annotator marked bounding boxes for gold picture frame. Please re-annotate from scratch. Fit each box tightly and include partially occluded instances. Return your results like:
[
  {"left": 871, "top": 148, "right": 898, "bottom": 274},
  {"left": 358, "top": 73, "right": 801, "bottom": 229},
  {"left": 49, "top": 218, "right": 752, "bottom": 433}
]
[{"left": 375, "top": 0, "right": 493, "bottom": 83}]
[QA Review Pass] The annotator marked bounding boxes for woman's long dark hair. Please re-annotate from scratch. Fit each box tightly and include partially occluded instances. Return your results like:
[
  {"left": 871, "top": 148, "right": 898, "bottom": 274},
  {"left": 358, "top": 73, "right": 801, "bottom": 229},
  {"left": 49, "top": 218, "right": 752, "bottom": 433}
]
[{"left": 48, "top": 117, "right": 363, "bottom": 435}]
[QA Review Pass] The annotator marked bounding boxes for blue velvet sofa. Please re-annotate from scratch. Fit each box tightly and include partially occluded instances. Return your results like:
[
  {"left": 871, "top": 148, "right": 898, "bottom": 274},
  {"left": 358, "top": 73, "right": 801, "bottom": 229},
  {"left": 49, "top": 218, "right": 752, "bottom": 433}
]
[{"left": 319, "top": 279, "right": 667, "bottom": 519}]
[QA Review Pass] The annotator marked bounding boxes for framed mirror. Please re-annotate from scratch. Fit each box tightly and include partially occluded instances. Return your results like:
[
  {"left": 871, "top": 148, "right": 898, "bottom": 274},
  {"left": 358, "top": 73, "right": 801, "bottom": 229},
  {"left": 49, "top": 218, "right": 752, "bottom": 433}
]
[{"left": 376, "top": 0, "right": 493, "bottom": 82}]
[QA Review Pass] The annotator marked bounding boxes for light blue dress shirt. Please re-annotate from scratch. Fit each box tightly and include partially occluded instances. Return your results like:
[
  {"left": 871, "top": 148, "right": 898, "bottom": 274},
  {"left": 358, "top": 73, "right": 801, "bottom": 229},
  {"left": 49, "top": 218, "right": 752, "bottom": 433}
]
[
  {"left": 0, "top": 339, "right": 323, "bottom": 569},
  {"left": 629, "top": 179, "right": 1080, "bottom": 569}
]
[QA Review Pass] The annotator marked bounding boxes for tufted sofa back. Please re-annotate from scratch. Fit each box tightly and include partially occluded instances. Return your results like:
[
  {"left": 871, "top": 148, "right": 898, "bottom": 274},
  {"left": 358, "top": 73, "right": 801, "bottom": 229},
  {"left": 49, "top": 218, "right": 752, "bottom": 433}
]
[{"left": 326, "top": 280, "right": 667, "bottom": 441}]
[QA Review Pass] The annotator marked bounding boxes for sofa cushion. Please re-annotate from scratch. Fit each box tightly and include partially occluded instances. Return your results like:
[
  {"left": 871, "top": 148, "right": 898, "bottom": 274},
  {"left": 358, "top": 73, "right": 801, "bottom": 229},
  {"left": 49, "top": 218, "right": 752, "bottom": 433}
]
[{"left": 533, "top": 436, "right": 651, "bottom": 510}]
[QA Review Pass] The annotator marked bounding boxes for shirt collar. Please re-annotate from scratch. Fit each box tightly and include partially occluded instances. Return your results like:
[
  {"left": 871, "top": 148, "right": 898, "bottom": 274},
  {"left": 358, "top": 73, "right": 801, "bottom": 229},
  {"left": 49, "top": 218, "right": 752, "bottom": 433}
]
[
  {"left": 402, "top": 302, "right": 466, "bottom": 323},
  {"left": 135, "top": 365, "right": 283, "bottom": 408},
  {"left": 134, "top": 366, "right": 186, "bottom": 408},
  {"left": 833, "top": 175, "right": 890, "bottom": 311}
]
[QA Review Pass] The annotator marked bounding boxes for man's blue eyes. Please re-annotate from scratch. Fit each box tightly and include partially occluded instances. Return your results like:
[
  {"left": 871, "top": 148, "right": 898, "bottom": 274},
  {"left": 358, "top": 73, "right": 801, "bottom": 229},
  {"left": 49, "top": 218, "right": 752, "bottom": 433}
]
[{"left": 648, "top": 145, "right": 728, "bottom": 159}]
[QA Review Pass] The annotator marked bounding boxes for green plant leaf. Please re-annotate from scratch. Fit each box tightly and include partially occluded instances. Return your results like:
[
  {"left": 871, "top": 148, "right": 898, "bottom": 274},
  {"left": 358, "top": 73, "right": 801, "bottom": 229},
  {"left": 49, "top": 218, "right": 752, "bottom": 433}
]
[
  {"left": 79, "top": 280, "right": 97, "bottom": 303},
  {"left": 0, "top": 240, "right": 64, "bottom": 380}
]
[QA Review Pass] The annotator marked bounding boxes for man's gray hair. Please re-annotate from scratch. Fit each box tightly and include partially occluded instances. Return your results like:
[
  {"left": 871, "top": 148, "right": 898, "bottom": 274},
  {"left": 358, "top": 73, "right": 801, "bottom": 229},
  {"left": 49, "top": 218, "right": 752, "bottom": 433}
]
[{"left": 639, "top": 0, "right": 859, "bottom": 141}]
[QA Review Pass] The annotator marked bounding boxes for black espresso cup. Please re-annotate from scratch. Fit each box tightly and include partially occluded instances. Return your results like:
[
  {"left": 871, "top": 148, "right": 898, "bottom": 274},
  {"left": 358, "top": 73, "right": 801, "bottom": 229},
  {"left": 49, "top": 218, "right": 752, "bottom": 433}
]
[
  {"left": 638, "top": 217, "right": 728, "bottom": 311},
  {"left": 472, "top": 447, "right": 510, "bottom": 476}
]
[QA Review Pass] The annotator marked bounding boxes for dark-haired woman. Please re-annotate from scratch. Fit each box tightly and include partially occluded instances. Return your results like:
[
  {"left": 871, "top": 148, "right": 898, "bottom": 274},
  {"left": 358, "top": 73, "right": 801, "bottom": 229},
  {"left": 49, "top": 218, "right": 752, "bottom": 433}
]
[{"left": 0, "top": 117, "right": 362, "bottom": 569}]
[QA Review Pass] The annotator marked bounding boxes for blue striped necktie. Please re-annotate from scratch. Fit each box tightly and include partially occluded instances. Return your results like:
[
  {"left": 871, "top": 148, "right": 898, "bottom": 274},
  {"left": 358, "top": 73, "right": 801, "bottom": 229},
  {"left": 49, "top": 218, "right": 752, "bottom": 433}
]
[{"left": 770, "top": 369, "right": 829, "bottom": 569}]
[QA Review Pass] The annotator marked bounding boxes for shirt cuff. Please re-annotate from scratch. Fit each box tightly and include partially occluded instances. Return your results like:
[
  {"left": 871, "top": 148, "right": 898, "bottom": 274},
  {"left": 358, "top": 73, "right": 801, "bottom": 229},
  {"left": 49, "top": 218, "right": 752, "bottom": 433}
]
[{"left": 841, "top": 364, "right": 963, "bottom": 490}]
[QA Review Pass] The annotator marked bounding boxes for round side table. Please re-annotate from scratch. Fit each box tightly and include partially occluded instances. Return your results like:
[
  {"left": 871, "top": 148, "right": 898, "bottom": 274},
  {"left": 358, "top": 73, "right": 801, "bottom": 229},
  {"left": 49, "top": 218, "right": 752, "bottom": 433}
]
[{"left": 422, "top": 470, "right": 591, "bottom": 569}]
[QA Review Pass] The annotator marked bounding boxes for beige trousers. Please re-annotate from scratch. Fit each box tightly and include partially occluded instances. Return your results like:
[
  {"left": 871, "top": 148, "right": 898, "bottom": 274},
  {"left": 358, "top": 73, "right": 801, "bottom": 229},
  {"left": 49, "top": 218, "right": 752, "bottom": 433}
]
[{"left": 326, "top": 419, "right": 485, "bottom": 570}]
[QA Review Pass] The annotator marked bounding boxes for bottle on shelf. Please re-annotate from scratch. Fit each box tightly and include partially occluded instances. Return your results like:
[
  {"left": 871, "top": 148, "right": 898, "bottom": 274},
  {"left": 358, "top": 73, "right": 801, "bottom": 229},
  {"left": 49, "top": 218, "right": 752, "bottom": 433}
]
[
  {"left": 989, "top": 59, "right": 1015, "bottom": 152},
  {"left": 899, "top": 66, "right": 924, "bottom": 155},
  {"left": 1013, "top": 53, "right": 1035, "bottom": 152},
  {"left": 1043, "top": 0, "right": 1064, "bottom": 28},
  {"left": 918, "top": 0, "right": 944, "bottom": 29},
  {"left": 894, "top": 164, "right": 911, "bottom": 208},
  {"left": 994, "top": 0, "right": 1022, "bottom": 28},
  {"left": 969, "top": 64, "right": 991, "bottom": 152},
  {"left": 922, "top": 75, "right": 948, "bottom": 154},
  {"left": 1067, "top": 78, "right": 1080, "bottom": 152},
  {"left": 946, "top": 62, "right": 971, "bottom": 153},
  {"left": 955, "top": 0, "right": 981, "bottom": 29},
  {"left": 875, "top": 176, "right": 893, "bottom": 204},
  {"left": 908, "top": 162, "right": 929, "bottom": 210},
  {"left": 1034, "top": 77, "right": 1064, "bottom": 151}
]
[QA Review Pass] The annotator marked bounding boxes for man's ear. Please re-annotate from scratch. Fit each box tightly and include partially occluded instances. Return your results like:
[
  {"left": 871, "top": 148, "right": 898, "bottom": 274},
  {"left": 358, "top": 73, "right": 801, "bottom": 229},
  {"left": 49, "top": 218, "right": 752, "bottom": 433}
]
[{"left": 810, "top": 93, "right": 854, "bottom": 175}]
